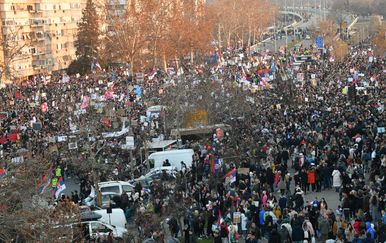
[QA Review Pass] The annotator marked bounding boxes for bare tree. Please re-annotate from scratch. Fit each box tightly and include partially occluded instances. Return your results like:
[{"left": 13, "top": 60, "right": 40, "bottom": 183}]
[{"left": 0, "top": 26, "right": 29, "bottom": 83}]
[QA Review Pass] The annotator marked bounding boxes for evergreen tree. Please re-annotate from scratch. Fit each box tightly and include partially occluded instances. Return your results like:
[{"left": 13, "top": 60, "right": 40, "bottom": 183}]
[{"left": 72, "top": 0, "right": 100, "bottom": 74}]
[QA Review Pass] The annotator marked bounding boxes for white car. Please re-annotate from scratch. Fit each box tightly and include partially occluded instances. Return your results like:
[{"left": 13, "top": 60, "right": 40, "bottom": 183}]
[
  {"left": 53, "top": 221, "right": 127, "bottom": 241},
  {"left": 83, "top": 191, "right": 120, "bottom": 209},
  {"left": 133, "top": 166, "right": 177, "bottom": 187},
  {"left": 98, "top": 181, "right": 134, "bottom": 195}
]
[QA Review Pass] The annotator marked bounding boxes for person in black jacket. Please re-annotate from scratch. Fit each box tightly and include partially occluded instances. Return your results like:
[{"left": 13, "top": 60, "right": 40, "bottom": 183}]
[
  {"left": 292, "top": 224, "right": 305, "bottom": 243},
  {"left": 269, "top": 228, "right": 281, "bottom": 243}
]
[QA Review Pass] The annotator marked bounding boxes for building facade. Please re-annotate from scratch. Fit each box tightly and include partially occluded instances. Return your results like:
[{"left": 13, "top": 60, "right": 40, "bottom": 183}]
[{"left": 0, "top": 0, "right": 86, "bottom": 81}]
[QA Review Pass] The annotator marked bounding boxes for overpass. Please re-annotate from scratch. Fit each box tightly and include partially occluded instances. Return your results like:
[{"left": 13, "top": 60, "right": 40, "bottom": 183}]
[{"left": 249, "top": 10, "right": 304, "bottom": 53}]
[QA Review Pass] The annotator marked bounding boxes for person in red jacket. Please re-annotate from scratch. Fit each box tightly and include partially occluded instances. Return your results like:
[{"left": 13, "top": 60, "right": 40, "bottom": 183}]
[{"left": 307, "top": 167, "right": 316, "bottom": 192}]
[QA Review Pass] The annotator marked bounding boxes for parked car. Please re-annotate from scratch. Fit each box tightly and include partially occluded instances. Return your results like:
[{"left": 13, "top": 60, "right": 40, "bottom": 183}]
[
  {"left": 53, "top": 221, "right": 127, "bottom": 241},
  {"left": 98, "top": 181, "right": 134, "bottom": 195},
  {"left": 83, "top": 192, "right": 121, "bottom": 209},
  {"left": 80, "top": 206, "right": 127, "bottom": 229},
  {"left": 132, "top": 166, "right": 177, "bottom": 187}
]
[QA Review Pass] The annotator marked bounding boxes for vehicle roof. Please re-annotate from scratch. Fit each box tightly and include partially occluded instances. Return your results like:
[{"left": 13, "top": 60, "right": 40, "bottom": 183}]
[
  {"left": 149, "top": 149, "right": 194, "bottom": 156},
  {"left": 149, "top": 166, "right": 176, "bottom": 172},
  {"left": 98, "top": 181, "right": 134, "bottom": 186}
]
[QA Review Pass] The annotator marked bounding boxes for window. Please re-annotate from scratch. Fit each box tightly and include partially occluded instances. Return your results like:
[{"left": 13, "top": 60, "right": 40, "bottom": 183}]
[
  {"left": 29, "top": 47, "right": 36, "bottom": 54},
  {"left": 122, "top": 185, "right": 133, "bottom": 192},
  {"left": 90, "top": 222, "right": 110, "bottom": 233},
  {"left": 36, "top": 32, "right": 44, "bottom": 39},
  {"left": 35, "top": 3, "right": 41, "bottom": 11},
  {"left": 27, "top": 5, "right": 33, "bottom": 11},
  {"left": 100, "top": 186, "right": 120, "bottom": 194}
]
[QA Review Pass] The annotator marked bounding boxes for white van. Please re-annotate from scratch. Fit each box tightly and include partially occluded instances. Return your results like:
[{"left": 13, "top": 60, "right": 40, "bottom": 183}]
[
  {"left": 80, "top": 206, "right": 127, "bottom": 230},
  {"left": 54, "top": 221, "right": 127, "bottom": 241},
  {"left": 98, "top": 181, "right": 134, "bottom": 195},
  {"left": 147, "top": 149, "right": 194, "bottom": 170},
  {"left": 94, "top": 208, "right": 127, "bottom": 229}
]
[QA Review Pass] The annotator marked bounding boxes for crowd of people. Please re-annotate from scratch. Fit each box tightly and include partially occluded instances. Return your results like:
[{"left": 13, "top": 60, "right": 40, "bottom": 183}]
[
  {"left": 137, "top": 39, "right": 385, "bottom": 243},
  {"left": 0, "top": 22, "right": 385, "bottom": 243}
]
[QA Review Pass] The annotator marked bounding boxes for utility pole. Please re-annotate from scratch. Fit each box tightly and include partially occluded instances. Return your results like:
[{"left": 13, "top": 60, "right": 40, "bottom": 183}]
[{"left": 285, "top": 0, "right": 288, "bottom": 47}]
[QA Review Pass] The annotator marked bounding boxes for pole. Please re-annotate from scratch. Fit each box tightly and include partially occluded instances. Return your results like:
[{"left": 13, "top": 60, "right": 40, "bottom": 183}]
[
  {"left": 274, "top": 17, "right": 277, "bottom": 53},
  {"left": 285, "top": 0, "right": 288, "bottom": 47}
]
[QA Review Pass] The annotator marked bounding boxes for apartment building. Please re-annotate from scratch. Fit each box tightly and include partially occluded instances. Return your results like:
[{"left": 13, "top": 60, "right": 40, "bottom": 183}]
[{"left": 0, "top": 0, "right": 86, "bottom": 81}]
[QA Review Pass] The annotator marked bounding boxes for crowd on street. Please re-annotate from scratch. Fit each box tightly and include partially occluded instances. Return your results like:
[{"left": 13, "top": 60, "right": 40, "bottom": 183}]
[{"left": 0, "top": 28, "right": 385, "bottom": 243}]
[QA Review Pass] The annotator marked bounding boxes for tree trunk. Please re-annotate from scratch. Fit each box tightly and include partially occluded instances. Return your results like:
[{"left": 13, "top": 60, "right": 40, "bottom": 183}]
[
  {"left": 218, "top": 24, "right": 222, "bottom": 49},
  {"left": 163, "top": 53, "right": 168, "bottom": 73},
  {"left": 190, "top": 48, "right": 194, "bottom": 65},
  {"left": 174, "top": 56, "right": 179, "bottom": 72}
]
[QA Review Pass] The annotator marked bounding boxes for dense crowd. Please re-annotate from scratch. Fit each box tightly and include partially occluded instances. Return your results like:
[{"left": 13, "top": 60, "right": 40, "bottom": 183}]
[{"left": 0, "top": 33, "right": 385, "bottom": 243}]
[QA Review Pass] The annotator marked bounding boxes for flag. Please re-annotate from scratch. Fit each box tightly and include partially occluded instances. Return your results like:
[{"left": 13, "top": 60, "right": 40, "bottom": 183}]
[
  {"left": 372, "top": 73, "right": 377, "bottom": 81},
  {"left": 91, "top": 58, "right": 102, "bottom": 72},
  {"left": 218, "top": 209, "right": 222, "bottom": 226},
  {"left": 271, "top": 60, "right": 276, "bottom": 73},
  {"left": 55, "top": 176, "right": 66, "bottom": 199},
  {"left": 95, "top": 62, "right": 102, "bottom": 71},
  {"left": 8, "top": 133, "right": 19, "bottom": 142},
  {"left": 38, "top": 174, "right": 51, "bottom": 194},
  {"left": 224, "top": 168, "right": 237, "bottom": 183},
  {"left": 147, "top": 70, "right": 157, "bottom": 80},
  {"left": 257, "top": 68, "right": 272, "bottom": 75},
  {"left": 103, "top": 117, "right": 111, "bottom": 128},
  {"left": 80, "top": 96, "right": 90, "bottom": 109},
  {"left": 142, "top": 188, "right": 151, "bottom": 194},
  {"left": 104, "top": 89, "right": 114, "bottom": 99},
  {"left": 212, "top": 159, "right": 222, "bottom": 176}
]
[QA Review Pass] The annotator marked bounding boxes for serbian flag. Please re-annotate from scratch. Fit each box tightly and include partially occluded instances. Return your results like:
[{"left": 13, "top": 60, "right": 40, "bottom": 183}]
[
  {"left": 224, "top": 168, "right": 237, "bottom": 183},
  {"left": 257, "top": 68, "right": 271, "bottom": 75},
  {"left": 212, "top": 159, "right": 222, "bottom": 176},
  {"left": 80, "top": 96, "right": 90, "bottom": 109},
  {"left": 55, "top": 176, "right": 66, "bottom": 199}
]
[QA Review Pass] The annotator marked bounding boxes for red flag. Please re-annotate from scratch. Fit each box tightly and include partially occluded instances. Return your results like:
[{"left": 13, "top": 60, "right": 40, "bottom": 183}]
[
  {"left": 103, "top": 117, "right": 111, "bottom": 128},
  {"left": 8, "top": 133, "right": 19, "bottom": 142},
  {"left": 15, "top": 91, "right": 21, "bottom": 99}
]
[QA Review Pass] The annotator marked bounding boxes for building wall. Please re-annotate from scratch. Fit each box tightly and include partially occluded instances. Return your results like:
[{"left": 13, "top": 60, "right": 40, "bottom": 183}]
[{"left": 0, "top": 0, "right": 86, "bottom": 80}]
